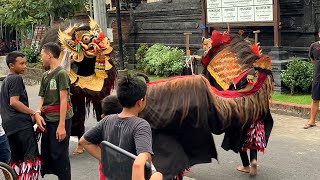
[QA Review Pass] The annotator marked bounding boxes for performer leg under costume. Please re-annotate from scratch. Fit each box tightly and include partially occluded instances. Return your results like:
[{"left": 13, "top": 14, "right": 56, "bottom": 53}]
[{"left": 201, "top": 29, "right": 274, "bottom": 176}]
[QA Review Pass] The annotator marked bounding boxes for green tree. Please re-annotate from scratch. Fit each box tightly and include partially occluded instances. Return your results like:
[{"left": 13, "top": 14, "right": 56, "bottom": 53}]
[{"left": 0, "top": 0, "right": 87, "bottom": 30}]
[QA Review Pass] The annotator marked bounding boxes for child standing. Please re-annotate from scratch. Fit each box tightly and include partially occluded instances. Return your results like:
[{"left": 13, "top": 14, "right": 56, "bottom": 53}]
[
  {"left": 98, "top": 95, "right": 123, "bottom": 180},
  {"left": 34, "top": 42, "right": 73, "bottom": 180},
  {"left": 0, "top": 51, "right": 41, "bottom": 178}
]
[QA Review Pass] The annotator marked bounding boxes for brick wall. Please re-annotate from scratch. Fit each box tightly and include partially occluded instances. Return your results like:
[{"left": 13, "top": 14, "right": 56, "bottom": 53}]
[{"left": 109, "top": 11, "right": 131, "bottom": 45}]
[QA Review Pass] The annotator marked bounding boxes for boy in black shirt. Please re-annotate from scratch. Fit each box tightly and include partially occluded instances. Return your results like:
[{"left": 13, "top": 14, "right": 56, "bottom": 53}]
[{"left": 0, "top": 51, "right": 41, "bottom": 179}]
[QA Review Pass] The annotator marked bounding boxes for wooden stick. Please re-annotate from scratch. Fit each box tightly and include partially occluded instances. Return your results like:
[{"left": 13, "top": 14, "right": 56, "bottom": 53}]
[
  {"left": 184, "top": 32, "right": 192, "bottom": 56},
  {"left": 253, "top": 30, "right": 261, "bottom": 44}
]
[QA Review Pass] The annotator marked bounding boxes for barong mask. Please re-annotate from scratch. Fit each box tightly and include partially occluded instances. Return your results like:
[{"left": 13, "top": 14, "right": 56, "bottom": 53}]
[
  {"left": 58, "top": 17, "right": 114, "bottom": 92},
  {"left": 58, "top": 17, "right": 113, "bottom": 71}
]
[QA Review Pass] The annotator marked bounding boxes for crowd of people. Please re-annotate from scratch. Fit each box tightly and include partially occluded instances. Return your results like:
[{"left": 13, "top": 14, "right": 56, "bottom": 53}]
[{"left": 0, "top": 43, "right": 162, "bottom": 180}]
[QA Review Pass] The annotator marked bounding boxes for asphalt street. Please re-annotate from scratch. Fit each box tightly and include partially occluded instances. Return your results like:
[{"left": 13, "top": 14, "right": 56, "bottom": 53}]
[{"left": 24, "top": 85, "right": 320, "bottom": 180}]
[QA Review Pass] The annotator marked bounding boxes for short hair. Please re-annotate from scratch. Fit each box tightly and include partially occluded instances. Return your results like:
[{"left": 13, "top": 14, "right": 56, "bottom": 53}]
[
  {"left": 116, "top": 75, "right": 147, "bottom": 108},
  {"left": 101, "top": 95, "right": 122, "bottom": 115},
  {"left": 42, "top": 42, "right": 61, "bottom": 59},
  {"left": 6, "top": 51, "right": 25, "bottom": 68}
]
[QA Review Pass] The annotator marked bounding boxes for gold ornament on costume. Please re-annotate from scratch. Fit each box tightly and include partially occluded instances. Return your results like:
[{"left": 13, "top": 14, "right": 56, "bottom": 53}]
[
  {"left": 58, "top": 17, "right": 114, "bottom": 91},
  {"left": 202, "top": 37, "right": 212, "bottom": 56}
]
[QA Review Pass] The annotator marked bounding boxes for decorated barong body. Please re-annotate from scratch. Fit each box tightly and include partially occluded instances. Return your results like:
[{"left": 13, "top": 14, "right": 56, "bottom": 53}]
[
  {"left": 201, "top": 29, "right": 274, "bottom": 154},
  {"left": 40, "top": 17, "right": 117, "bottom": 139},
  {"left": 41, "top": 18, "right": 273, "bottom": 178},
  {"left": 136, "top": 30, "right": 274, "bottom": 179}
]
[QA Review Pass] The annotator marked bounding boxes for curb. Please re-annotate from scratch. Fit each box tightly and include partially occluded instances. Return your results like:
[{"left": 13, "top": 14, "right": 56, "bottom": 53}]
[{"left": 270, "top": 101, "right": 320, "bottom": 121}]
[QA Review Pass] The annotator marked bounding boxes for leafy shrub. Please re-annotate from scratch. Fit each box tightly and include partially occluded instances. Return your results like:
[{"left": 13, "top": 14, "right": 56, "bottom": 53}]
[
  {"left": 280, "top": 58, "right": 313, "bottom": 94},
  {"left": 144, "top": 44, "right": 184, "bottom": 76},
  {"left": 23, "top": 43, "right": 40, "bottom": 64},
  {"left": 135, "top": 43, "right": 148, "bottom": 70}
]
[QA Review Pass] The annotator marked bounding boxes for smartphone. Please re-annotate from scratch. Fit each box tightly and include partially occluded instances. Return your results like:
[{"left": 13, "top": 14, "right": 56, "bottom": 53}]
[{"left": 101, "top": 141, "right": 152, "bottom": 180}]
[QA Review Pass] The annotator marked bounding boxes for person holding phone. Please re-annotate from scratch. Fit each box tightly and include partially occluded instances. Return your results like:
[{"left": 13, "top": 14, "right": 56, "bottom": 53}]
[
  {"left": 80, "top": 75, "right": 153, "bottom": 178},
  {"left": 132, "top": 153, "right": 163, "bottom": 180}
]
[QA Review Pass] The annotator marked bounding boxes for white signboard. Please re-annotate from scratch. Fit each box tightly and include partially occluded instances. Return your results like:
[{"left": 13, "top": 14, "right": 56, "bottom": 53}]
[
  {"left": 254, "top": 5, "right": 273, "bottom": 21},
  {"left": 238, "top": 7, "right": 254, "bottom": 22},
  {"left": 222, "top": 0, "right": 253, "bottom": 7},
  {"left": 207, "top": 8, "right": 223, "bottom": 23},
  {"left": 207, "top": 0, "right": 273, "bottom": 23},
  {"left": 207, "top": 0, "right": 222, "bottom": 8},
  {"left": 222, "top": 7, "right": 238, "bottom": 22}
]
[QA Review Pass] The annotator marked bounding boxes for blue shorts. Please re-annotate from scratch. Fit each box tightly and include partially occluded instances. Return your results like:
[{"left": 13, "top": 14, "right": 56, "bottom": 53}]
[{"left": 0, "top": 134, "right": 11, "bottom": 163}]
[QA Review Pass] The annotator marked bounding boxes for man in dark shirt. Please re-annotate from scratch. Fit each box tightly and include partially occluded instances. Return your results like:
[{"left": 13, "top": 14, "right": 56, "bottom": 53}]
[
  {"left": 0, "top": 51, "right": 41, "bottom": 178},
  {"left": 305, "top": 29, "right": 320, "bottom": 129}
]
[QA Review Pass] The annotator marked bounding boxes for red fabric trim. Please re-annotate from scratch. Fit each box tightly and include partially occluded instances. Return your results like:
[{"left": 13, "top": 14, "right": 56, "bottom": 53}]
[
  {"left": 146, "top": 75, "right": 196, "bottom": 86},
  {"left": 233, "top": 69, "right": 249, "bottom": 85},
  {"left": 210, "top": 31, "right": 231, "bottom": 47},
  {"left": 41, "top": 102, "right": 71, "bottom": 114},
  {"left": 211, "top": 72, "right": 268, "bottom": 98}
]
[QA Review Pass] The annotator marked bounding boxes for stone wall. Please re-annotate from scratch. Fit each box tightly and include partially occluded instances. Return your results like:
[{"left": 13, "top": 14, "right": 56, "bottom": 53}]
[
  {"left": 24, "top": 66, "right": 45, "bottom": 85},
  {"left": 0, "top": 56, "right": 44, "bottom": 85},
  {"left": 120, "top": 0, "right": 317, "bottom": 64},
  {"left": 125, "top": 0, "right": 202, "bottom": 64}
]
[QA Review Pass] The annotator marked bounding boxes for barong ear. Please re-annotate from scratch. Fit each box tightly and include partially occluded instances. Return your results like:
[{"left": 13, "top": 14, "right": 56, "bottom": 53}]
[
  {"left": 58, "top": 28, "right": 76, "bottom": 52},
  {"left": 89, "top": 16, "right": 102, "bottom": 33},
  {"left": 59, "top": 28, "right": 84, "bottom": 62}
]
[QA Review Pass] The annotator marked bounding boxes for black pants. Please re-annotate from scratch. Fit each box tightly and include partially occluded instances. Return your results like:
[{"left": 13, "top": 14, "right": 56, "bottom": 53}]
[
  {"left": 7, "top": 127, "right": 39, "bottom": 163},
  {"left": 240, "top": 150, "right": 257, "bottom": 167},
  {"left": 41, "top": 119, "right": 72, "bottom": 180}
]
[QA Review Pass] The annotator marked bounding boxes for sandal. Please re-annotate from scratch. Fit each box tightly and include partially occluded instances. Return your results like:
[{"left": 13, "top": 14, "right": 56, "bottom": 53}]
[{"left": 303, "top": 124, "right": 317, "bottom": 129}]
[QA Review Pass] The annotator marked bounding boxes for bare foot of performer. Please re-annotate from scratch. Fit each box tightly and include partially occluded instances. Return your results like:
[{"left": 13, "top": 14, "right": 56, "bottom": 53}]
[
  {"left": 236, "top": 165, "right": 250, "bottom": 173},
  {"left": 249, "top": 159, "right": 257, "bottom": 176}
]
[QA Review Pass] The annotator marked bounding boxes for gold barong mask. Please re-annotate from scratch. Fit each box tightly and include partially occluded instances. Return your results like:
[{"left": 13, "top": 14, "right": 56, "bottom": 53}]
[{"left": 58, "top": 17, "right": 113, "bottom": 91}]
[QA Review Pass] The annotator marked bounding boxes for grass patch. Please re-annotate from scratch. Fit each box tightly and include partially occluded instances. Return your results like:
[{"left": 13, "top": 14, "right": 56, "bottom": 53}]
[{"left": 272, "top": 93, "right": 312, "bottom": 105}]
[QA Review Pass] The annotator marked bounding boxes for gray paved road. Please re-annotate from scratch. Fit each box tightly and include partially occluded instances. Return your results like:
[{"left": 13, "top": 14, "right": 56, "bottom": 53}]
[{"left": 25, "top": 85, "right": 320, "bottom": 180}]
